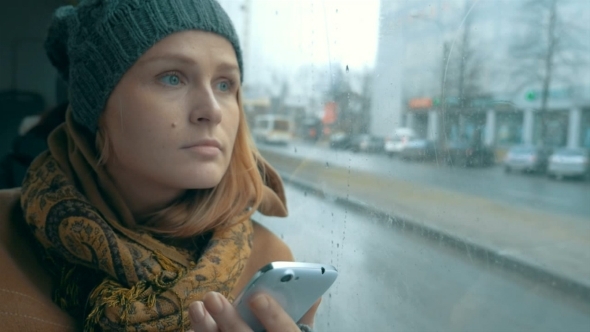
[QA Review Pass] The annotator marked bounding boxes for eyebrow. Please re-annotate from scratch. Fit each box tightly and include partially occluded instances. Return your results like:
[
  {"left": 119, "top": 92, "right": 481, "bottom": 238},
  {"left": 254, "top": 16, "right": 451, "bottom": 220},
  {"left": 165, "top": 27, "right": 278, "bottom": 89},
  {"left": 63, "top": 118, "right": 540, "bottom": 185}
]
[
  {"left": 140, "top": 53, "right": 240, "bottom": 74},
  {"left": 140, "top": 53, "right": 196, "bottom": 66}
]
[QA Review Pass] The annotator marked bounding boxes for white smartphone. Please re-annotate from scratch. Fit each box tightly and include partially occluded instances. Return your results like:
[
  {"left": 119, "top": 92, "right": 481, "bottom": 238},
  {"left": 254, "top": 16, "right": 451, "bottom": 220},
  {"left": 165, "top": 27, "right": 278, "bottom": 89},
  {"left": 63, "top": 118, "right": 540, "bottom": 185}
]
[{"left": 233, "top": 261, "right": 338, "bottom": 332}]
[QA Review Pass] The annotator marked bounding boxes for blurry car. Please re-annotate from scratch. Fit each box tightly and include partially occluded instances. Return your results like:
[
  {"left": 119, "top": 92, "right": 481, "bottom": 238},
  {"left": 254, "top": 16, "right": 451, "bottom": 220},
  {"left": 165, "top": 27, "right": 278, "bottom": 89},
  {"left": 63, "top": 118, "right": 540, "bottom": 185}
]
[
  {"left": 329, "top": 132, "right": 352, "bottom": 150},
  {"left": 504, "top": 145, "right": 552, "bottom": 173},
  {"left": 384, "top": 127, "right": 416, "bottom": 157},
  {"left": 547, "top": 148, "right": 590, "bottom": 180},
  {"left": 350, "top": 134, "right": 384, "bottom": 153},
  {"left": 400, "top": 139, "right": 436, "bottom": 161},
  {"left": 445, "top": 140, "right": 495, "bottom": 167},
  {"left": 252, "top": 114, "right": 292, "bottom": 145}
]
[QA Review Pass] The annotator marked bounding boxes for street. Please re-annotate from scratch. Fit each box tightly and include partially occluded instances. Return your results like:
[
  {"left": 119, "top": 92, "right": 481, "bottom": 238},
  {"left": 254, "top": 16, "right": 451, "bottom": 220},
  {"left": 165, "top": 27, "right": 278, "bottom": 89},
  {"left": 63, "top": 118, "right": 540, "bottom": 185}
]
[
  {"left": 258, "top": 141, "right": 590, "bottom": 220},
  {"left": 254, "top": 182, "right": 590, "bottom": 332}
]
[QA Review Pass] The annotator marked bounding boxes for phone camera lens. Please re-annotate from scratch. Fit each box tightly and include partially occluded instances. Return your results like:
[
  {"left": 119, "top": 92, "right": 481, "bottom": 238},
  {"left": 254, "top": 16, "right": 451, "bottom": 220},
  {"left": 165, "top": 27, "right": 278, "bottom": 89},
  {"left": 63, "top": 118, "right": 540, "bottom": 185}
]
[{"left": 280, "top": 274, "right": 293, "bottom": 282}]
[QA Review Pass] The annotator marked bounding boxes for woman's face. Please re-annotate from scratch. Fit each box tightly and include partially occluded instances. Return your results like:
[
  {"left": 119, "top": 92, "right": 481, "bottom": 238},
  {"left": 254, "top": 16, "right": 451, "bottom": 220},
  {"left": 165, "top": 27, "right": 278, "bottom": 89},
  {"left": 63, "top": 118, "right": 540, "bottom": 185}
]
[{"left": 102, "top": 30, "right": 241, "bottom": 206}]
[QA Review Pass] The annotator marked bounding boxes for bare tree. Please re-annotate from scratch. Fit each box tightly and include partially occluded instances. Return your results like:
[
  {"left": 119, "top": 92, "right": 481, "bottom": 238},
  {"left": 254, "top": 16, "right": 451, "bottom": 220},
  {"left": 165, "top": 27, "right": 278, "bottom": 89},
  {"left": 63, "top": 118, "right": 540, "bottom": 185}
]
[
  {"left": 324, "top": 65, "right": 372, "bottom": 136},
  {"left": 444, "top": 0, "right": 485, "bottom": 110},
  {"left": 438, "top": 0, "right": 487, "bottom": 144},
  {"left": 510, "top": 0, "right": 588, "bottom": 147}
]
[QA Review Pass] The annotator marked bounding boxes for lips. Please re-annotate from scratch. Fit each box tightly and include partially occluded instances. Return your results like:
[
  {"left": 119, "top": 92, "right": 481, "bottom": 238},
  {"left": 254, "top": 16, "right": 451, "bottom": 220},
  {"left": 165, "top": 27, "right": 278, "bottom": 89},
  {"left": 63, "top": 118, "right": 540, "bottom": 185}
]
[{"left": 183, "top": 139, "right": 221, "bottom": 150}]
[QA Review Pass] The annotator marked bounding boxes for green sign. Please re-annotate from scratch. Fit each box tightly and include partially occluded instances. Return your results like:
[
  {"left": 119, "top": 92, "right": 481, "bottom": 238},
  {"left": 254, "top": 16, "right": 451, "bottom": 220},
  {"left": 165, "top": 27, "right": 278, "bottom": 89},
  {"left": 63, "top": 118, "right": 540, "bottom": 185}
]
[
  {"left": 525, "top": 91, "right": 537, "bottom": 101},
  {"left": 525, "top": 88, "right": 571, "bottom": 101}
]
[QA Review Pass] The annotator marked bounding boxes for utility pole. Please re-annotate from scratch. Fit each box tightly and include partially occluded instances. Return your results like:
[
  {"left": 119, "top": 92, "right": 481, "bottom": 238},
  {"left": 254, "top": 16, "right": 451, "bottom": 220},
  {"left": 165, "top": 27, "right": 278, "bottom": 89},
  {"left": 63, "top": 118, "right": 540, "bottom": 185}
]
[
  {"left": 437, "top": 42, "right": 450, "bottom": 156},
  {"left": 458, "top": 0, "right": 473, "bottom": 112},
  {"left": 538, "top": 0, "right": 557, "bottom": 148}
]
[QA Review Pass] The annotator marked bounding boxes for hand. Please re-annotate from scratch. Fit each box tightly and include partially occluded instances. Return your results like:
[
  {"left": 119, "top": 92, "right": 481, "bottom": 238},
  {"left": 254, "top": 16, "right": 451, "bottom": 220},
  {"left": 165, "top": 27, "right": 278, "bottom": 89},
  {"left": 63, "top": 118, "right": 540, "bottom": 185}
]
[{"left": 188, "top": 291, "right": 320, "bottom": 332}]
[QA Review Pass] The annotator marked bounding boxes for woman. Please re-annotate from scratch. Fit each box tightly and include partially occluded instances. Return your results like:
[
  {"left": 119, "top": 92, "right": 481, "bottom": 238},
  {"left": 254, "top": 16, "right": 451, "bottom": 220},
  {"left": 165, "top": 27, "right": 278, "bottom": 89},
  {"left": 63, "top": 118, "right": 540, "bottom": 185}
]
[{"left": 2, "top": 0, "right": 319, "bottom": 331}]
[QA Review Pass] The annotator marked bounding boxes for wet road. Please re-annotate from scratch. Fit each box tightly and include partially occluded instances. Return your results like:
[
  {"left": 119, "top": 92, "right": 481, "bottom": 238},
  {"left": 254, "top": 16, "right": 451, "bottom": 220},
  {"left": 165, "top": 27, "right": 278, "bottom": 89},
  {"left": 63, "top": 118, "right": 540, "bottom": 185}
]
[
  {"left": 258, "top": 141, "right": 590, "bottom": 219},
  {"left": 254, "top": 183, "right": 590, "bottom": 331}
]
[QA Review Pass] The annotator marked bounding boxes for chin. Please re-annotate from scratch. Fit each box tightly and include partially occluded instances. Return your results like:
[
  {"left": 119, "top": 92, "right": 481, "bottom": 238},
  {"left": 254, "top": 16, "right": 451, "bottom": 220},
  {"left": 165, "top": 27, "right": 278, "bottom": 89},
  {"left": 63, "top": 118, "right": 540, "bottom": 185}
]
[
  {"left": 170, "top": 165, "right": 227, "bottom": 189},
  {"left": 181, "top": 175, "right": 224, "bottom": 190}
]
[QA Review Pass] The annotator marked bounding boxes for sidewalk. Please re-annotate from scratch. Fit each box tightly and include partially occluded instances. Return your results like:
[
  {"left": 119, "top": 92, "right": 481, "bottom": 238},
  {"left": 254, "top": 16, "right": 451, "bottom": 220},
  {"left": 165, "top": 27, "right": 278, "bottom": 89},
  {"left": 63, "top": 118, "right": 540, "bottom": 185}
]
[{"left": 259, "top": 148, "right": 590, "bottom": 300}]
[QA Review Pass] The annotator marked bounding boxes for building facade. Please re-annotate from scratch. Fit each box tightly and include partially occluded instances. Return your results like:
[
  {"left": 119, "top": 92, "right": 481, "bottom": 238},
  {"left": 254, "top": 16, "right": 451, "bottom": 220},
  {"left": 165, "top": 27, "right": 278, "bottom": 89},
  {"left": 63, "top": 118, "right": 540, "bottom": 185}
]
[{"left": 371, "top": 0, "right": 590, "bottom": 150}]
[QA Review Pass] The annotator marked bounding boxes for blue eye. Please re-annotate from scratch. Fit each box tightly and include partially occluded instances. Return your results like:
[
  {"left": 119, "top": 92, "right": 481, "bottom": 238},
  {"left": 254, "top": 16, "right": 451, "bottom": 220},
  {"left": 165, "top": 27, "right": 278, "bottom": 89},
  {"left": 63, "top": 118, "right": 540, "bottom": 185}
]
[
  {"left": 160, "top": 74, "right": 181, "bottom": 86},
  {"left": 217, "top": 81, "right": 231, "bottom": 92}
]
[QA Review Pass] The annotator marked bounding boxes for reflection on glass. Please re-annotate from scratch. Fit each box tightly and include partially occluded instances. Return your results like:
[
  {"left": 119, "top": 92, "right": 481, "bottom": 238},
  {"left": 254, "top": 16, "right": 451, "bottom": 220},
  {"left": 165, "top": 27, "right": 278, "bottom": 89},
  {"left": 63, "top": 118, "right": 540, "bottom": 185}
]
[{"left": 226, "top": 0, "right": 590, "bottom": 330}]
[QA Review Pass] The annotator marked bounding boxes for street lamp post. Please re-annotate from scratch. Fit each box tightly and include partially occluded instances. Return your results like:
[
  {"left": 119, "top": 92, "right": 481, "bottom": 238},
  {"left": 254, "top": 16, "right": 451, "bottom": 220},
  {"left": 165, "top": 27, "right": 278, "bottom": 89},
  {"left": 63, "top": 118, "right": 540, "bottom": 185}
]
[{"left": 437, "top": 41, "right": 451, "bottom": 159}]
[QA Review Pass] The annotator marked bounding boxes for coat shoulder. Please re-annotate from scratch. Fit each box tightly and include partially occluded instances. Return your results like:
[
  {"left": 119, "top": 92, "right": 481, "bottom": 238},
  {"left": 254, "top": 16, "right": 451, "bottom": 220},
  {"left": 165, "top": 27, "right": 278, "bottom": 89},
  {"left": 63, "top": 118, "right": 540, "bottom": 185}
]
[
  {"left": 0, "top": 187, "right": 78, "bottom": 330},
  {"left": 251, "top": 220, "right": 294, "bottom": 263},
  {"left": 231, "top": 220, "right": 294, "bottom": 297}
]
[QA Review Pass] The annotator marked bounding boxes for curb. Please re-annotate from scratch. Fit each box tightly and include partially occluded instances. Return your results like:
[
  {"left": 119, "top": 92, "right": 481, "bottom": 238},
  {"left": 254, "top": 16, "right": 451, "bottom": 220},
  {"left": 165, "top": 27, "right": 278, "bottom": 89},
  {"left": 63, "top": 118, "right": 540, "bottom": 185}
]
[{"left": 274, "top": 168, "right": 590, "bottom": 302}]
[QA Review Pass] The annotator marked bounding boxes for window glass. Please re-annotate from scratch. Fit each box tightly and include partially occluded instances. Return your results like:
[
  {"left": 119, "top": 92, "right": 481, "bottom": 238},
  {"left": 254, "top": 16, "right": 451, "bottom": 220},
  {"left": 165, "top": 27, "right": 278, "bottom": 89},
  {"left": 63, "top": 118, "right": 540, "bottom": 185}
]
[{"left": 223, "top": 1, "right": 590, "bottom": 330}]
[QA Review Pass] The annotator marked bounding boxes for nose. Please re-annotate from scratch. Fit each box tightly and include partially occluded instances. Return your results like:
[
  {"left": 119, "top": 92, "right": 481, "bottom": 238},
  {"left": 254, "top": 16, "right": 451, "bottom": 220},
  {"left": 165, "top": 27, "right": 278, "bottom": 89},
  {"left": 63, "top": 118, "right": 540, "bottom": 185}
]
[{"left": 188, "top": 84, "right": 222, "bottom": 125}]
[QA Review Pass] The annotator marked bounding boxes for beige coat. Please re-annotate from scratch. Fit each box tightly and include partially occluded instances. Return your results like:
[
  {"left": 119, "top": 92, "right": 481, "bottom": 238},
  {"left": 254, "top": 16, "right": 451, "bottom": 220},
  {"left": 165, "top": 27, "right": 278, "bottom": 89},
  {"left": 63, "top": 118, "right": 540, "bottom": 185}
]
[{"left": 0, "top": 187, "right": 295, "bottom": 331}]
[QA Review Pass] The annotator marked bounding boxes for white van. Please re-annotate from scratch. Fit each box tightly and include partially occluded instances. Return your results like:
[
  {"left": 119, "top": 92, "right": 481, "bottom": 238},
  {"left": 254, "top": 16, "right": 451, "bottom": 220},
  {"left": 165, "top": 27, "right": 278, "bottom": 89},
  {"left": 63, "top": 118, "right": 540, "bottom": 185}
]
[
  {"left": 252, "top": 115, "right": 292, "bottom": 145},
  {"left": 384, "top": 127, "right": 416, "bottom": 156}
]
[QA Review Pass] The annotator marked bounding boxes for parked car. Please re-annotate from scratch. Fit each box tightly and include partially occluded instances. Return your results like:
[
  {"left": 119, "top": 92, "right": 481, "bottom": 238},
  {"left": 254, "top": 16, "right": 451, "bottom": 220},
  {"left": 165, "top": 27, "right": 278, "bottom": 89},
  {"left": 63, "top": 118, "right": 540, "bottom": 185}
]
[
  {"left": 400, "top": 139, "right": 436, "bottom": 161},
  {"left": 350, "top": 134, "right": 384, "bottom": 153},
  {"left": 329, "top": 132, "right": 352, "bottom": 150},
  {"left": 384, "top": 127, "right": 416, "bottom": 157},
  {"left": 445, "top": 140, "right": 495, "bottom": 167},
  {"left": 504, "top": 145, "right": 552, "bottom": 173},
  {"left": 252, "top": 114, "right": 292, "bottom": 145},
  {"left": 547, "top": 148, "right": 590, "bottom": 180}
]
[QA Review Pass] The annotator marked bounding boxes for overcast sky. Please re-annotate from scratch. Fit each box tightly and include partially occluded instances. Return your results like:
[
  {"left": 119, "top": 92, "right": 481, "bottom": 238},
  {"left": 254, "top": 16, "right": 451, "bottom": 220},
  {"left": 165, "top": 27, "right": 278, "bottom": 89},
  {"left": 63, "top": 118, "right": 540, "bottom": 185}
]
[{"left": 218, "top": 0, "right": 380, "bottom": 85}]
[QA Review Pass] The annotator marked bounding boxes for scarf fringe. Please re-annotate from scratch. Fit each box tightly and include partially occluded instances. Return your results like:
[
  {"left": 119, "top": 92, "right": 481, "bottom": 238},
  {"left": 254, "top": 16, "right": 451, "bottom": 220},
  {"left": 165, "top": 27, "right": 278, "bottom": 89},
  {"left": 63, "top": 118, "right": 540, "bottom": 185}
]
[
  {"left": 152, "top": 250, "right": 185, "bottom": 288},
  {"left": 86, "top": 279, "right": 155, "bottom": 331}
]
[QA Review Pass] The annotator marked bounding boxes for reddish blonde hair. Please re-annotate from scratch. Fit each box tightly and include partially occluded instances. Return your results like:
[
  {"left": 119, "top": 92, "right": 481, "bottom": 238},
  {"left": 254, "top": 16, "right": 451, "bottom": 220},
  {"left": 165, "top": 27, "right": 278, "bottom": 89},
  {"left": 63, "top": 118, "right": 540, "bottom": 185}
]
[{"left": 96, "top": 89, "right": 265, "bottom": 238}]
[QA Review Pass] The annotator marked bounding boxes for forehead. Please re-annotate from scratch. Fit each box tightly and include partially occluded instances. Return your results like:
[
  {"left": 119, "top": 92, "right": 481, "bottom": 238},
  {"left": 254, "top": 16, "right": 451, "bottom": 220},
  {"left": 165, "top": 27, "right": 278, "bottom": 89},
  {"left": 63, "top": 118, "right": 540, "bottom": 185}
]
[{"left": 138, "top": 30, "right": 238, "bottom": 67}]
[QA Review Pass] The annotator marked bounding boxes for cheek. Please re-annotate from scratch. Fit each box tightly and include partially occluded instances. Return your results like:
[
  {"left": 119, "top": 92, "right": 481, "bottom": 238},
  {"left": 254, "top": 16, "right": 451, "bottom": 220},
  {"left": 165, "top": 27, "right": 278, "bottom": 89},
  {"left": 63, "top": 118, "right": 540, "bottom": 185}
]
[
  {"left": 227, "top": 108, "right": 241, "bottom": 142},
  {"left": 104, "top": 94, "right": 176, "bottom": 154}
]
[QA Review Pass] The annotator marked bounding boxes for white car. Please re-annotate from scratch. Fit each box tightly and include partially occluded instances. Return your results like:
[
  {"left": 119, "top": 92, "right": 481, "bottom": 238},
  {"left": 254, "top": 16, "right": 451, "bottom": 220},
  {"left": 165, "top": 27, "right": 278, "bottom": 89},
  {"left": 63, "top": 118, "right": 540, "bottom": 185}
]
[
  {"left": 547, "top": 148, "right": 590, "bottom": 180},
  {"left": 252, "top": 115, "right": 292, "bottom": 145},
  {"left": 384, "top": 127, "right": 416, "bottom": 157}
]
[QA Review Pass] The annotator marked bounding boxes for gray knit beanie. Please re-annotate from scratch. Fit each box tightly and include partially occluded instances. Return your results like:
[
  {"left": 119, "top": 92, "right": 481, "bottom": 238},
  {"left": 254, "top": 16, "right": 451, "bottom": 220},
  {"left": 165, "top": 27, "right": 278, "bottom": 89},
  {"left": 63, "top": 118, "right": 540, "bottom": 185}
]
[{"left": 44, "top": 0, "right": 243, "bottom": 134}]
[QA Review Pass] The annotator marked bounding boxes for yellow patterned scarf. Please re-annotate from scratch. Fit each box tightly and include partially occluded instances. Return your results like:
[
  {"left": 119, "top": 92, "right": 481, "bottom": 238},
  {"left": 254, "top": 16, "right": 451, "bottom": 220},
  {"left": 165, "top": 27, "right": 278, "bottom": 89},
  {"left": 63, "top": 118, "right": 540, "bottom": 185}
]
[{"left": 20, "top": 109, "right": 287, "bottom": 331}]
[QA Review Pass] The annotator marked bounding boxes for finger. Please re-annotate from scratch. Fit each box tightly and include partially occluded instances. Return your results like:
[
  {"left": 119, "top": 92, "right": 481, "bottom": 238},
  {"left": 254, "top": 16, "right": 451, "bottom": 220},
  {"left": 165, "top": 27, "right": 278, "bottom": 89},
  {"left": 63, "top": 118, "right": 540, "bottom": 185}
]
[
  {"left": 249, "top": 294, "right": 300, "bottom": 332},
  {"left": 203, "top": 292, "right": 253, "bottom": 332},
  {"left": 189, "top": 301, "right": 218, "bottom": 332},
  {"left": 299, "top": 297, "right": 321, "bottom": 327}
]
